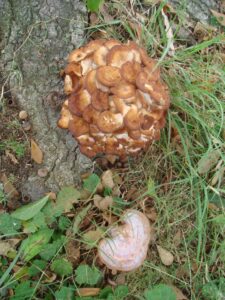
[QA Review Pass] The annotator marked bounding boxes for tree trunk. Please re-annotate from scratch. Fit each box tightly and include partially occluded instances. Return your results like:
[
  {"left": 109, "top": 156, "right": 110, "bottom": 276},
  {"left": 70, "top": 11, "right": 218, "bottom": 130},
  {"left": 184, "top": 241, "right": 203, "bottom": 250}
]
[{"left": 0, "top": 0, "right": 92, "bottom": 200}]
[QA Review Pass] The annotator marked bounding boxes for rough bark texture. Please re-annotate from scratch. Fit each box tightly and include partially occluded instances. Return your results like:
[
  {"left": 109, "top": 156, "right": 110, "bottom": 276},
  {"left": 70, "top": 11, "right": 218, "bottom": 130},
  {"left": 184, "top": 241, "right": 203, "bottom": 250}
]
[
  {"left": 169, "top": 0, "right": 221, "bottom": 23},
  {"left": 0, "top": 0, "right": 92, "bottom": 200}
]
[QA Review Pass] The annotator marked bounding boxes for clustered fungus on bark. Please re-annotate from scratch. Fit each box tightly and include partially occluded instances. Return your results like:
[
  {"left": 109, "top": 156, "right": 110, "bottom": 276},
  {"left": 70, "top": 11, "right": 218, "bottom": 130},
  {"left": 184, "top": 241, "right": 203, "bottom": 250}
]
[
  {"left": 58, "top": 39, "right": 170, "bottom": 159},
  {"left": 98, "top": 210, "right": 151, "bottom": 271}
]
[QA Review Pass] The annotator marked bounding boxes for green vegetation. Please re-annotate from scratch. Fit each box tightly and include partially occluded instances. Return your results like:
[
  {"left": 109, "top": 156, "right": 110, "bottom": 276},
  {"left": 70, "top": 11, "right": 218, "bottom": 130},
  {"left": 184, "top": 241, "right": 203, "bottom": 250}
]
[{"left": 1, "top": 0, "right": 224, "bottom": 299}]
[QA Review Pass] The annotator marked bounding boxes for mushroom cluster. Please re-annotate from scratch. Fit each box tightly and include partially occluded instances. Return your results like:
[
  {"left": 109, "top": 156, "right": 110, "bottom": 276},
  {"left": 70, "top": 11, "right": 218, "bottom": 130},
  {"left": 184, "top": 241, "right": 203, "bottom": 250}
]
[
  {"left": 58, "top": 39, "right": 170, "bottom": 158},
  {"left": 98, "top": 210, "right": 151, "bottom": 272}
]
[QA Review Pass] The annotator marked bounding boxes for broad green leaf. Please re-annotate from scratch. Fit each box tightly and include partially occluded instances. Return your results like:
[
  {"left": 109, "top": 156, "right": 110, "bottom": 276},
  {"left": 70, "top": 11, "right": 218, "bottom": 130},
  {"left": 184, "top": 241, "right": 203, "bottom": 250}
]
[
  {"left": 21, "top": 228, "right": 53, "bottom": 261},
  {"left": 28, "top": 259, "right": 47, "bottom": 276},
  {"left": 144, "top": 284, "right": 176, "bottom": 300},
  {"left": 147, "top": 178, "right": 157, "bottom": 197},
  {"left": 0, "top": 213, "right": 21, "bottom": 235},
  {"left": 55, "top": 286, "right": 74, "bottom": 300},
  {"left": 99, "top": 287, "right": 113, "bottom": 298},
  {"left": 51, "top": 258, "right": 73, "bottom": 277},
  {"left": 75, "top": 264, "right": 102, "bottom": 286},
  {"left": 83, "top": 174, "right": 100, "bottom": 193},
  {"left": 11, "top": 195, "right": 49, "bottom": 221},
  {"left": 86, "top": 0, "right": 104, "bottom": 12},
  {"left": 42, "top": 187, "right": 80, "bottom": 223},
  {"left": 40, "top": 236, "right": 66, "bottom": 261},
  {"left": 114, "top": 285, "right": 129, "bottom": 298},
  {"left": 23, "top": 211, "right": 47, "bottom": 233},
  {"left": 10, "top": 281, "right": 35, "bottom": 300}
]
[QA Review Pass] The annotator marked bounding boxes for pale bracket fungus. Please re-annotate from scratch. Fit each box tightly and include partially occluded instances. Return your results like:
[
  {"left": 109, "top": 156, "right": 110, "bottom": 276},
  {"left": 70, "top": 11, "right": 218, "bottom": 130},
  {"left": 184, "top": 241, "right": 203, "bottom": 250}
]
[
  {"left": 58, "top": 39, "right": 170, "bottom": 159},
  {"left": 98, "top": 209, "right": 151, "bottom": 272}
]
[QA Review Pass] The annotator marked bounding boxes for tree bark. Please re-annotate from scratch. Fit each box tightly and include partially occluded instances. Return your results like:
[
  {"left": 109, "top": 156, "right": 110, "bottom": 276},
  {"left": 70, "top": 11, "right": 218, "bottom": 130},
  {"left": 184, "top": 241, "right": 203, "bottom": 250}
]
[{"left": 0, "top": 0, "right": 92, "bottom": 200}]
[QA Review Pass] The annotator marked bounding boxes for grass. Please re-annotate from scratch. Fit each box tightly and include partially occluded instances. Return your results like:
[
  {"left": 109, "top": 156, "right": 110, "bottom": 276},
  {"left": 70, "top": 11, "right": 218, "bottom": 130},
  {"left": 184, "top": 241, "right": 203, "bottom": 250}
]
[
  {"left": 0, "top": 0, "right": 225, "bottom": 299},
  {"left": 87, "top": 1, "right": 225, "bottom": 298}
]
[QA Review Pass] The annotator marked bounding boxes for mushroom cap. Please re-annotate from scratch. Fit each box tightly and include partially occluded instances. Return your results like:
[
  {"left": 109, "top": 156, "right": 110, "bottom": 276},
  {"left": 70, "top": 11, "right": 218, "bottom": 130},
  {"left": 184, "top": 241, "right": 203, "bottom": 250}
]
[
  {"left": 58, "top": 39, "right": 170, "bottom": 159},
  {"left": 98, "top": 209, "right": 151, "bottom": 271}
]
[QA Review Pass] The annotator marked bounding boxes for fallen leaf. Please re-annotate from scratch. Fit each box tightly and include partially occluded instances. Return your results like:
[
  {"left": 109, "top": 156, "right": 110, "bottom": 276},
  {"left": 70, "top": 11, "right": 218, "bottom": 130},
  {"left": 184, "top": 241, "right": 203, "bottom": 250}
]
[
  {"left": 5, "top": 150, "right": 19, "bottom": 164},
  {"left": 170, "top": 285, "right": 188, "bottom": 300},
  {"left": 65, "top": 239, "right": 80, "bottom": 265},
  {"left": 94, "top": 195, "right": 113, "bottom": 211},
  {"left": 0, "top": 241, "right": 15, "bottom": 256},
  {"left": 173, "top": 230, "right": 182, "bottom": 247},
  {"left": 101, "top": 170, "right": 115, "bottom": 189},
  {"left": 211, "top": 166, "right": 225, "bottom": 186},
  {"left": 0, "top": 173, "right": 19, "bottom": 200},
  {"left": 31, "top": 139, "right": 43, "bottom": 164},
  {"left": 211, "top": 9, "right": 225, "bottom": 26},
  {"left": 157, "top": 245, "right": 174, "bottom": 266},
  {"left": 76, "top": 288, "right": 100, "bottom": 297},
  {"left": 197, "top": 150, "right": 220, "bottom": 174},
  {"left": 83, "top": 229, "right": 103, "bottom": 248},
  {"left": 102, "top": 212, "right": 117, "bottom": 225},
  {"left": 161, "top": 9, "right": 175, "bottom": 56}
]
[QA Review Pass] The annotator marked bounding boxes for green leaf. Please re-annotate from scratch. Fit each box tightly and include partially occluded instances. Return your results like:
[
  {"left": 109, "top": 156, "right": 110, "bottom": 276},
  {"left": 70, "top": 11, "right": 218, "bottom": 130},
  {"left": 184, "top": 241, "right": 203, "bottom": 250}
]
[
  {"left": 56, "top": 187, "right": 80, "bottom": 213},
  {"left": 106, "top": 285, "right": 129, "bottom": 300},
  {"left": 28, "top": 259, "right": 47, "bottom": 276},
  {"left": 58, "top": 215, "right": 72, "bottom": 231},
  {"left": 42, "top": 187, "right": 80, "bottom": 223},
  {"left": 51, "top": 258, "right": 73, "bottom": 277},
  {"left": 144, "top": 284, "right": 176, "bottom": 300},
  {"left": 21, "top": 228, "right": 53, "bottom": 261},
  {"left": 86, "top": 0, "right": 104, "bottom": 12},
  {"left": 40, "top": 236, "right": 66, "bottom": 261},
  {"left": 99, "top": 287, "right": 113, "bottom": 298},
  {"left": 114, "top": 285, "right": 129, "bottom": 298},
  {"left": 75, "top": 264, "right": 102, "bottom": 286},
  {"left": 11, "top": 195, "right": 49, "bottom": 221},
  {"left": 10, "top": 281, "right": 35, "bottom": 300},
  {"left": 0, "top": 213, "right": 21, "bottom": 235},
  {"left": 23, "top": 211, "right": 47, "bottom": 233},
  {"left": 55, "top": 286, "right": 74, "bottom": 300},
  {"left": 83, "top": 174, "right": 100, "bottom": 193}
]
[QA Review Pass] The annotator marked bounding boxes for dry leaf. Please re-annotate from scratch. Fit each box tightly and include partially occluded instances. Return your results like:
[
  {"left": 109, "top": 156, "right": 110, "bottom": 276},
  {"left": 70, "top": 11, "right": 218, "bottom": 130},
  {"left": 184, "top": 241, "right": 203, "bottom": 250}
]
[
  {"left": 65, "top": 239, "right": 80, "bottom": 265},
  {"left": 211, "top": 10, "right": 225, "bottom": 26},
  {"left": 5, "top": 150, "right": 19, "bottom": 164},
  {"left": 157, "top": 245, "right": 174, "bottom": 266},
  {"left": 93, "top": 194, "right": 113, "bottom": 211},
  {"left": 31, "top": 139, "right": 43, "bottom": 164},
  {"left": 211, "top": 166, "right": 225, "bottom": 186},
  {"left": 173, "top": 230, "right": 182, "bottom": 247},
  {"left": 0, "top": 173, "right": 19, "bottom": 200},
  {"left": 170, "top": 285, "right": 188, "bottom": 300},
  {"left": 101, "top": 170, "right": 115, "bottom": 189},
  {"left": 161, "top": 9, "right": 175, "bottom": 56},
  {"left": 0, "top": 238, "right": 20, "bottom": 256},
  {"left": 197, "top": 150, "right": 220, "bottom": 174},
  {"left": 76, "top": 288, "right": 100, "bottom": 297},
  {"left": 83, "top": 229, "right": 103, "bottom": 248},
  {"left": 102, "top": 212, "right": 117, "bottom": 225}
]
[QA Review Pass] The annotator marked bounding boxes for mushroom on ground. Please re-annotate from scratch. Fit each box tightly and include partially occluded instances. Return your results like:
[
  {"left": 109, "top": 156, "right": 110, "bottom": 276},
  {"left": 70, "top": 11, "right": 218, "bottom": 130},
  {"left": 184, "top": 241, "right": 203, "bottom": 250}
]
[
  {"left": 58, "top": 39, "right": 170, "bottom": 159},
  {"left": 98, "top": 209, "right": 151, "bottom": 272}
]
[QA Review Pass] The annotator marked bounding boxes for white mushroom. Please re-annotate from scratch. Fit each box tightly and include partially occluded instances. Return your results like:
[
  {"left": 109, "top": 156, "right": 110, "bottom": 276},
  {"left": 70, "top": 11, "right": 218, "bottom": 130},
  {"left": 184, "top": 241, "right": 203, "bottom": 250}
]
[{"left": 98, "top": 209, "right": 151, "bottom": 271}]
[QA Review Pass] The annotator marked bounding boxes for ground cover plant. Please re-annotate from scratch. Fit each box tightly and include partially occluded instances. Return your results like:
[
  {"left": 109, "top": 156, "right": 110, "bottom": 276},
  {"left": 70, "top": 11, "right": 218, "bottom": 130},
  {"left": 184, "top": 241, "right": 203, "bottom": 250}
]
[{"left": 0, "top": 0, "right": 225, "bottom": 299}]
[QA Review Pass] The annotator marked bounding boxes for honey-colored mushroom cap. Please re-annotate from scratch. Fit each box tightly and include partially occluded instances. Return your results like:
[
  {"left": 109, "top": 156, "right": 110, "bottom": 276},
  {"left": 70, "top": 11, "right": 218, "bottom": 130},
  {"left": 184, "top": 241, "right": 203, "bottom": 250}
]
[
  {"left": 58, "top": 39, "right": 170, "bottom": 159},
  {"left": 98, "top": 209, "right": 151, "bottom": 271}
]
